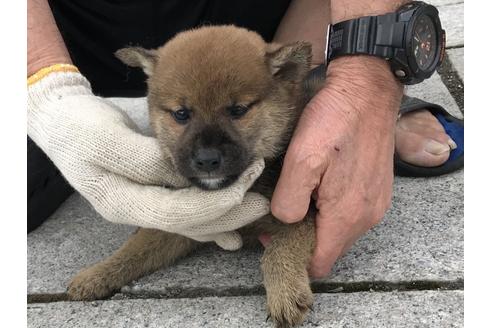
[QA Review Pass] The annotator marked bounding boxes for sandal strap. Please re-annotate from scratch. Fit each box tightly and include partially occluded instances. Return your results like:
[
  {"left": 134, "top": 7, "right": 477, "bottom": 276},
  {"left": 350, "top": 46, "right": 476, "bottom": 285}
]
[{"left": 400, "top": 95, "right": 448, "bottom": 117}]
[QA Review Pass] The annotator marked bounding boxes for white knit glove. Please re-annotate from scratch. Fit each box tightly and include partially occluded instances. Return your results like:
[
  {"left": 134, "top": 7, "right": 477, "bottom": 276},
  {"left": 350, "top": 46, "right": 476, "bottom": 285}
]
[{"left": 27, "top": 69, "right": 270, "bottom": 250}]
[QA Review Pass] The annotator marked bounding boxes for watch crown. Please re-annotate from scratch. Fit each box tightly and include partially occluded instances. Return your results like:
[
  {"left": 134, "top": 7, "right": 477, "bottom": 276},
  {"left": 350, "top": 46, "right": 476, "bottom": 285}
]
[{"left": 395, "top": 69, "right": 407, "bottom": 78}]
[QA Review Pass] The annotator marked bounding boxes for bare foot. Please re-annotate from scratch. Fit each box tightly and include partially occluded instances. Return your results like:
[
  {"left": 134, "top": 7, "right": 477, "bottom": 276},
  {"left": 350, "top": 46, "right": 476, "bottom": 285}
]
[{"left": 395, "top": 109, "right": 457, "bottom": 167}]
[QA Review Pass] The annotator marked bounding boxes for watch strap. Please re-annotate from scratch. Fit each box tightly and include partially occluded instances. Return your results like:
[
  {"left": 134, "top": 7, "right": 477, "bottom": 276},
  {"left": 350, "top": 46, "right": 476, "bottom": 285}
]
[{"left": 326, "top": 13, "right": 406, "bottom": 62}]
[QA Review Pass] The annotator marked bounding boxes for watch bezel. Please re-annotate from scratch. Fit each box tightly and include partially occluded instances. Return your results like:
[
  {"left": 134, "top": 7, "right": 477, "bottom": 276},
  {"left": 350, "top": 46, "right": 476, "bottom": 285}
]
[{"left": 404, "top": 4, "right": 445, "bottom": 80}]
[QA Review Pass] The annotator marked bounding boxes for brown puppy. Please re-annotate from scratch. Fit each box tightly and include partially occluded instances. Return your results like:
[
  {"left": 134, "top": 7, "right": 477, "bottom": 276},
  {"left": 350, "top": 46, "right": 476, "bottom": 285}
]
[{"left": 68, "top": 25, "right": 325, "bottom": 327}]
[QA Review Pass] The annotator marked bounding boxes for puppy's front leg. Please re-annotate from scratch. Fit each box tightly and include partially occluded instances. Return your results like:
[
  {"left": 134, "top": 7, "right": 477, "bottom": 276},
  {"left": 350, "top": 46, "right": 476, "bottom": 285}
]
[
  {"left": 68, "top": 228, "right": 197, "bottom": 300},
  {"left": 261, "top": 216, "right": 316, "bottom": 327}
]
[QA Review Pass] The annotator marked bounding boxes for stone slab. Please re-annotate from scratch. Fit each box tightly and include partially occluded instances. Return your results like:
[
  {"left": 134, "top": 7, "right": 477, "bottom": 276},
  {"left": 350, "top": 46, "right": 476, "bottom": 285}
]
[
  {"left": 447, "top": 48, "right": 464, "bottom": 81},
  {"left": 27, "top": 291, "right": 463, "bottom": 328},
  {"left": 438, "top": 3, "right": 464, "bottom": 48},
  {"left": 430, "top": 0, "right": 463, "bottom": 7},
  {"left": 126, "top": 172, "right": 463, "bottom": 296},
  {"left": 27, "top": 195, "right": 134, "bottom": 294},
  {"left": 28, "top": 171, "right": 463, "bottom": 296}
]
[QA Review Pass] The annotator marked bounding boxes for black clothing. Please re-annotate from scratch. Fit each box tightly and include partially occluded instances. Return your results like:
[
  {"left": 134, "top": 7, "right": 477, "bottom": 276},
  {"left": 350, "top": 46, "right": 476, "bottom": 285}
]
[{"left": 48, "top": 0, "right": 291, "bottom": 97}]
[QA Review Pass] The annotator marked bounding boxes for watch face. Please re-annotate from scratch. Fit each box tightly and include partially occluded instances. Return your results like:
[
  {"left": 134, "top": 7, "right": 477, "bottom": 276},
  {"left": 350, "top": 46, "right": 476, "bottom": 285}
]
[{"left": 412, "top": 15, "right": 438, "bottom": 70}]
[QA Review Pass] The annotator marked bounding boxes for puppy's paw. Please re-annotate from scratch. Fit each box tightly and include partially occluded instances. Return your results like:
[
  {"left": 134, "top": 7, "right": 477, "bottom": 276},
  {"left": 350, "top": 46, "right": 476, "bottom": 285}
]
[
  {"left": 67, "top": 265, "right": 117, "bottom": 301},
  {"left": 265, "top": 277, "right": 314, "bottom": 327}
]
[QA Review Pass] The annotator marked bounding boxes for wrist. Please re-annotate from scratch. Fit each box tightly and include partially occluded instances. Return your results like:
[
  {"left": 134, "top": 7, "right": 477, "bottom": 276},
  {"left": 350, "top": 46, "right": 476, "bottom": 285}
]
[
  {"left": 331, "top": 0, "right": 409, "bottom": 23},
  {"left": 327, "top": 55, "right": 402, "bottom": 91},
  {"left": 321, "top": 56, "right": 403, "bottom": 118},
  {"left": 28, "top": 46, "right": 72, "bottom": 77},
  {"left": 28, "top": 0, "right": 72, "bottom": 77},
  {"left": 325, "top": 55, "right": 403, "bottom": 111}
]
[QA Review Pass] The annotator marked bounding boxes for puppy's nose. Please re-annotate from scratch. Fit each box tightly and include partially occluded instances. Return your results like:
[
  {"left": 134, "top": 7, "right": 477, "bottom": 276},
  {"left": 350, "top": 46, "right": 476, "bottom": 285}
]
[{"left": 193, "top": 148, "right": 222, "bottom": 172}]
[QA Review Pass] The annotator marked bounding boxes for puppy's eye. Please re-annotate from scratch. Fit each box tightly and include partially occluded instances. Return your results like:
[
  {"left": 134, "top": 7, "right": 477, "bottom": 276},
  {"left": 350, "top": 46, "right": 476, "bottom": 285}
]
[
  {"left": 172, "top": 108, "right": 191, "bottom": 124},
  {"left": 227, "top": 105, "right": 249, "bottom": 119}
]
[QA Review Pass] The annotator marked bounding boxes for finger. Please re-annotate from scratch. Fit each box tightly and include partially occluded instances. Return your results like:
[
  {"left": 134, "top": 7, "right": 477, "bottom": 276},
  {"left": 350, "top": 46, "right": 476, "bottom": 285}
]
[
  {"left": 213, "top": 232, "right": 243, "bottom": 250},
  {"left": 81, "top": 173, "right": 268, "bottom": 232},
  {"left": 234, "top": 158, "right": 265, "bottom": 191},
  {"left": 308, "top": 215, "right": 346, "bottom": 278},
  {"left": 271, "top": 143, "right": 326, "bottom": 223},
  {"left": 340, "top": 241, "right": 354, "bottom": 258},
  {"left": 309, "top": 242, "right": 342, "bottom": 279},
  {"left": 191, "top": 231, "right": 243, "bottom": 251}
]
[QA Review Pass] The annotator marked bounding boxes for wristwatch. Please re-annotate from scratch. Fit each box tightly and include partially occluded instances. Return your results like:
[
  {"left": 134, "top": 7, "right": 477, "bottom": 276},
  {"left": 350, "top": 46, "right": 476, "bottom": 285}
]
[{"left": 325, "top": 1, "right": 446, "bottom": 85}]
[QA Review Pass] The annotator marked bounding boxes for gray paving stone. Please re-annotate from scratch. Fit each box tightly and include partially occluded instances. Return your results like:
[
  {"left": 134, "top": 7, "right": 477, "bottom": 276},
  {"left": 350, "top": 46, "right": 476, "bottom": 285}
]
[
  {"left": 27, "top": 195, "right": 134, "bottom": 294},
  {"left": 27, "top": 291, "right": 463, "bottom": 328},
  {"left": 447, "top": 48, "right": 464, "bottom": 81},
  {"left": 28, "top": 171, "right": 463, "bottom": 296},
  {"left": 438, "top": 3, "right": 464, "bottom": 48},
  {"left": 406, "top": 73, "right": 463, "bottom": 118},
  {"left": 126, "top": 172, "right": 463, "bottom": 296},
  {"left": 430, "top": 0, "right": 463, "bottom": 7}
]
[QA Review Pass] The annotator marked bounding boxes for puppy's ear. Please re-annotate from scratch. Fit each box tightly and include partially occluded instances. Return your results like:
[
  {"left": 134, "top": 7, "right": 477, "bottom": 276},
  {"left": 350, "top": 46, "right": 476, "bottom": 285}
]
[
  {"left": 115, "top": 47, "right": 158, "bottom": 76},
  {"left": 266, "top": 42, "right": 312, "bottom": 81}
]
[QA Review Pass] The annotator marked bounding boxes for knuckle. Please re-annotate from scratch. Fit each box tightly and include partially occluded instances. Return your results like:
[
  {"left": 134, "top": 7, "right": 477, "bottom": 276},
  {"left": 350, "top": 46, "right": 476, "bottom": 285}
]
[{"left": 293, "top": 151, "right": 325, "bottom": 173}]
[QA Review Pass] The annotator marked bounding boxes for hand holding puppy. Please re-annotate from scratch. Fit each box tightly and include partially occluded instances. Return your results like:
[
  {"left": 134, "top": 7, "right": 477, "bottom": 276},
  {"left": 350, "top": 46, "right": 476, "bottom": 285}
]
[
  {"left": 28, "top": 70, "right": 269, "bottom": 250},
  {"left": 271, "top": 56, "right": 403, "bottom": 277}
]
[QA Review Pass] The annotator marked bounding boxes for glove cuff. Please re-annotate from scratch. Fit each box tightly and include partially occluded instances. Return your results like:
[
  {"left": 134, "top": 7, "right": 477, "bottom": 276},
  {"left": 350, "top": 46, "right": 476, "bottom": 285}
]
[
  {"left": 27, "top": 65, "right": 93, "bottom": 151},
  {"left": 28, "top": 63, "right": 80, "bottom": 86},
  {"left": 28, "top": 66, "right": 93, "bottom": 111}
]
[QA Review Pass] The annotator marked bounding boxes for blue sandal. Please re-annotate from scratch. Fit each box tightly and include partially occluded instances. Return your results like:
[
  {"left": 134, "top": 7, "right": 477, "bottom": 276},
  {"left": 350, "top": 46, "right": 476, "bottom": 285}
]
[{"left": 394, "top": 96, "right": 464, "bottom": 177}]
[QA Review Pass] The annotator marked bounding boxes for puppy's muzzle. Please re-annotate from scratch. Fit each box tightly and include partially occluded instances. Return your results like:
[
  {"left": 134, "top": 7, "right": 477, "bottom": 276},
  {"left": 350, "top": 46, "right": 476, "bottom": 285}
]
[{"left": 192, "top": 147, "right": 222, "bottom": 173}]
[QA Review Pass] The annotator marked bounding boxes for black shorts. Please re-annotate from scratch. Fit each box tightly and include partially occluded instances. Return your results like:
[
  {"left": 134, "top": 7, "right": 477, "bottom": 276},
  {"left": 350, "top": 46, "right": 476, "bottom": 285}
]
[{"left": 28, "top": 0, "right": 291, "bottom": 232}]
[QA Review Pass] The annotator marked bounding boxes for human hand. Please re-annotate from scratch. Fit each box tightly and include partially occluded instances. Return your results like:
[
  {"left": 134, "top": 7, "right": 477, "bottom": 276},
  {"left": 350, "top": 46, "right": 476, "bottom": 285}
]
[
  {"left": 271, "top": 56, "right": 403, "bottom": 277},
  {"left": 28, "top": 69, "right": 270, "bottom": 250}
]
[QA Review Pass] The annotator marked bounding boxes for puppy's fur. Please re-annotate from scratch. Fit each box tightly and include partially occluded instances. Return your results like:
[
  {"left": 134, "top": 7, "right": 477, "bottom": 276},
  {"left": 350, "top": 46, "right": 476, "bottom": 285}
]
[{"left": 68, "top": 26, "right": 325, "bottom": 327}]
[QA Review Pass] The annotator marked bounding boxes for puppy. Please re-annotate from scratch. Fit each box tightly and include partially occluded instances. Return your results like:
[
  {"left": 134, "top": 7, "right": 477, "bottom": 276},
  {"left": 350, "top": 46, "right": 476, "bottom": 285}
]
[{"left": 68, "top": 25, "right": 325, "bottom": 327}]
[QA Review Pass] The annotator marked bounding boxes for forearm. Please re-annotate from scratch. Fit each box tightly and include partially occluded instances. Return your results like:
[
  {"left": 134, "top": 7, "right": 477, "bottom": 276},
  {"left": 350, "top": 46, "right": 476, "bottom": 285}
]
[
  {"left": 28, "top": 0, "right": 72, "bottom": 76},
  {"left": 331, "top": 0, "right": 408, "bottom": 23},
  {"left": 273, "top": 0, "right": 329, "bottom": 66}
]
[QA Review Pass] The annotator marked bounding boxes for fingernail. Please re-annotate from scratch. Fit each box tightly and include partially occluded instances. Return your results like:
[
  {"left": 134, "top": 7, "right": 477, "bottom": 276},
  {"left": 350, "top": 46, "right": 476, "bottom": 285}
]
[
  {"left": 448, "top": 138, "right": 458, "bottom": 150},
  {"left": 424, "top": 139, "right": 450, "bottom": 155}
]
